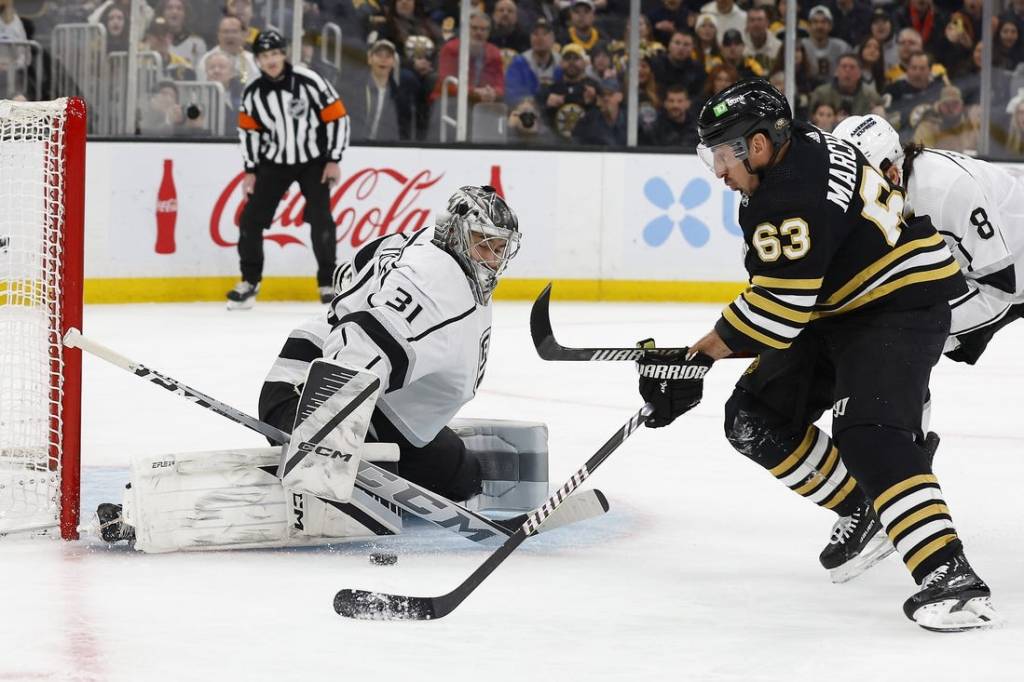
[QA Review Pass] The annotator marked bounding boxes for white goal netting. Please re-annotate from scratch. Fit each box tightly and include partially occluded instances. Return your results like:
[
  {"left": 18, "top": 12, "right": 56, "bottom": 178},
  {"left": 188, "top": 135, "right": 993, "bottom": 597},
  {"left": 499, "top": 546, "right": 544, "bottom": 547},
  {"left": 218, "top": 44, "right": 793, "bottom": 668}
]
[{"left": 0, "top": 99, "right": 72, "bottom": 536}]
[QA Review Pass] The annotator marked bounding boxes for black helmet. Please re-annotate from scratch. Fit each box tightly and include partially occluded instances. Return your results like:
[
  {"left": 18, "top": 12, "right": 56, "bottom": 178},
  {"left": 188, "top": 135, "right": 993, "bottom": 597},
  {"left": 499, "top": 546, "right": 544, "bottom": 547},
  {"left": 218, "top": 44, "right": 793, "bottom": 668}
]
[
  {"left": 253, "top": 30, "right": 287, "bottom": 56},
  {"left": 697, "top": 78, "right": 791, "bottom": 150}
]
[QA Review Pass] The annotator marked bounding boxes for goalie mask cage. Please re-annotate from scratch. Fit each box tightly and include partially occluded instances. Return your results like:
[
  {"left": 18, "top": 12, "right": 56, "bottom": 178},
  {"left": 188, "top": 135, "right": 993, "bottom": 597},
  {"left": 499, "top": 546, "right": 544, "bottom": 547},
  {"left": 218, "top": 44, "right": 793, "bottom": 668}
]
[{"left": 0, "top": 98, "right": 85, "bottom": 540}]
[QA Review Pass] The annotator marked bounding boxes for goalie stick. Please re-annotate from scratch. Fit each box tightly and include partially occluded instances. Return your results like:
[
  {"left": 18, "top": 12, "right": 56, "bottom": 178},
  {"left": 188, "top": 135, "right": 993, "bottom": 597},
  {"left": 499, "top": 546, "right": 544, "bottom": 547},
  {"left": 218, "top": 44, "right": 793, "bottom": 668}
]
[
  {"left": 332, "top": 403, "right": 652, "bottom": 621},
  {"left": 63, "top": 329, "right": 608, "bottom": 545}
]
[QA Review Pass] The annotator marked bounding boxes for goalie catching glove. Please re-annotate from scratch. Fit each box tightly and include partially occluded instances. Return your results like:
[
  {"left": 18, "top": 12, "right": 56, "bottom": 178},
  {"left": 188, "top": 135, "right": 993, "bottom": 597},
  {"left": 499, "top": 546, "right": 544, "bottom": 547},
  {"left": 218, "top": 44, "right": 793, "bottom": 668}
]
[{"left": 636, "top": 339, "right": 714, "bottom": 428}]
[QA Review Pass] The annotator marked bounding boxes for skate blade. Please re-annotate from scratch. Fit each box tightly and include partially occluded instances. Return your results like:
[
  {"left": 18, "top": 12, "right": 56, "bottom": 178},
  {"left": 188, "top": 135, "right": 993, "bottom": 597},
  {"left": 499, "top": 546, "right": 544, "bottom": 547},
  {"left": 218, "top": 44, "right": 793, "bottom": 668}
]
[
  {"left": 829, "top": 536, "right": 897, "bottom": 584},
  {"left": 914, "top": 597, "right": 1005, "bottom": 632},
  {"left": 226, "top": 299, "right": 256, "bottom": 311}
]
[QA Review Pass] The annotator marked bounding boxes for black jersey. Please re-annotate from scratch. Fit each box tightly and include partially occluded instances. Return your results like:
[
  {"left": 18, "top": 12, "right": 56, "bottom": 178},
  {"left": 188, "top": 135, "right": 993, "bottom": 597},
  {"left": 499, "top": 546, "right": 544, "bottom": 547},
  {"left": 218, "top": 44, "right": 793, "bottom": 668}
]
[{"left": 715, "top": 121, "right": 967, "bottom": 355}]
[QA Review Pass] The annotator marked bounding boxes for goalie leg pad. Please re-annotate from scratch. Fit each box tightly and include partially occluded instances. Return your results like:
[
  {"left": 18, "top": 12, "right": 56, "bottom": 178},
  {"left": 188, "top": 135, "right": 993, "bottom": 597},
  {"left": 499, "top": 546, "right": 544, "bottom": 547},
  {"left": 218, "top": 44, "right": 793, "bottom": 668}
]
[
  {"left": 279, "top": 359, "right": 381, "bottom": 503},
  {"left": 125, "top": 448, "right": 401, "bottom": 554},
  {"left": 451, "top": 419, "right": 549, "bottom": 512}
]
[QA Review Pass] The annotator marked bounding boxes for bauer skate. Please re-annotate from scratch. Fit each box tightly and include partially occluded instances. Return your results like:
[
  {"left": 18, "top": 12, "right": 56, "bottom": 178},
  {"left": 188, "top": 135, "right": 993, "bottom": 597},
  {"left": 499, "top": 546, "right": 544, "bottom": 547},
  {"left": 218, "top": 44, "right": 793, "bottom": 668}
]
[{"left": 904, "top": 551, "right": 1002, "bottom": 632}]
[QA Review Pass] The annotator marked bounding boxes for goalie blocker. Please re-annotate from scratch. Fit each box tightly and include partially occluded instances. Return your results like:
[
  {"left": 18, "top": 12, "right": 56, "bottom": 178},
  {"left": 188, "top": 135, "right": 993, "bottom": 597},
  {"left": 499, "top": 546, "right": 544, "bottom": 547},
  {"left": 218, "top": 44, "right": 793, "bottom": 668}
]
[{"left": 112, "top": 419, "right": 551, "bottom": 554}]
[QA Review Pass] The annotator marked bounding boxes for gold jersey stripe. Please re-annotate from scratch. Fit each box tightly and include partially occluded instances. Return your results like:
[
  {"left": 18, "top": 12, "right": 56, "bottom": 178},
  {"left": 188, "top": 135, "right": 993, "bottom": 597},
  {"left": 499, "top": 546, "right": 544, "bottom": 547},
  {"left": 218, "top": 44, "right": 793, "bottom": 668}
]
[
  {"left": 887, "top": 503, "right": 951, "bottom": 542},
  {"left": 823, "top": 233, "right": 946, "bottom": 306},
  {"left": 813, "top": 262, "right": 962, "bottom": 319},
  {"left": 769, "top": 426, "right": 817, "bottom": 477},
  {"left": 822, "top": 475, "right": 858, "bottom": 509},
  {"left": 905, "top": 533, "right": 958, "bottom": 573},
  {"left": 721, "top": 306, "right": 792, "bottom": 350},
  {"left": 874, "top": 474, "right": 939, "bottom": 511},
  {"left": 750, "top": 275, "right": 823, "bottom": 291},
  {"left": 742, "top": 289, "right": 813, "bottom": 324}
]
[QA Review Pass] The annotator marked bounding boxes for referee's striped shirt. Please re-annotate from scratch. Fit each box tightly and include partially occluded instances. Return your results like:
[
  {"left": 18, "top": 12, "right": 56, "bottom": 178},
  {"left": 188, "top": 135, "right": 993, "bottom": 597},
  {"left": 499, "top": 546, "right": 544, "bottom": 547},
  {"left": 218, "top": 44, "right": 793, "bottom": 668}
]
[{"left": 237, "top": 63, "right": 350, "bottom": 170}]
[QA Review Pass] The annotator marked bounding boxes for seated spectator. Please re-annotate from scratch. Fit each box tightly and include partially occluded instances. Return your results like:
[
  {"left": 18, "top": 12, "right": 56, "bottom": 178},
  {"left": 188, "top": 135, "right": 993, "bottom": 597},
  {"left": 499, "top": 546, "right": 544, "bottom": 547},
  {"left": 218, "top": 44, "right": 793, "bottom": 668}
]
[
  {"left": 857, "top": 36, "right": 886, "bottom": 89},
  {"left": 558, "top": 0, "right": 606, "bottom": 55},
  {"left": 402, "top": 35, "right": 437, "bottom": 141},
  {"left": 955, "top": 40, "right": 1010, "bottom": 108},
  {"left": 635, "top": 53, "right": 661, "bottom": 141},
  {"left": 90, "top": 0, "right": 153, "bottom": 30},
  {"left": 145, "top": 18, "right": 196, "bottom": 81},
  {"left": 609, "top": 16, "right": 665, "bottom": 73},
  {"left": 226, "top": 0, "right": 261, "bottom": 49},
  {"left": 197, "top": 16, "right": 259, "bottom": 86},
  {"left": 1002, "top": 0, "right": 1024, "bottom": 37},
  {"left": 507, "top": 96, "right": 556, "bottom": 145},
  {"left": 701, "top": 61, "right": 739, "bottom": 107},
  {"left": 348, "top": 39, "right": 416, "bottom": 142},
  {"left": 810, "top": 101, "right": 837, "bottom": 131},
  {"left": 572, "top": 79, "right": 627, "bottom": 146},
  {"left": 700, "top": 0, "right": 746, "bottom": 36},
  {"left": 743, "top": 6, "right": 780, "bottom": 73},
  {"left": 156, "top": 0, "right": 207, "bottom": 68},
  {"left": 884, "top": 51, "right": 945, "bottom": 141},
  {"left": 491, "top": 0, "right": 530, "bottom": 54},
  {"left": 772, "top": 41, "right": 817, "bottom": 111},
  {"left": 893, "top": 0, "right": 947, "bottom": 56},
  {"left": 653, "top": 30, "right": 707, "bottom": 98},
  {"left": 770, "top": 0, "right": 809, "bottom": 39},
  {"left": 648, "top": 0, "right": 691, "bottom": 47},
  {"left": 802, "top": 5, "right": 851, "bottom": 83},
  {"left": 376, "top": 0, "right": 442, "bottom": 61},
  {"left": 885, "top": 28, "right": 947, "bottom": 85},
  {"left": 809, "top": 53, "right": 882, "bottom": 116},
  {"left": 912, "top": 84, "right": 974, "bottom": 152},
  {"left": 204, "top": 51, "right": 243, "bottom": 117},
  {"left": 539, "top": 43, "right": 598, "bottom": 139},
  {"left": 640, "top": 84, "right": 698, "bottom": 148},
  {"left": 870, "top": 8, "right": 897, "bottom": 67},
  {"left": 505, "top": 18, "right": 559, "bottom": 104},
  {"left": 100, "top": 4, "right": 129, "bottom": 53},
  {"left": 935, "top": 7, "right": 976, "bottom": 78},
  {"left": 828, "top": 0, "right": 872, "bottom": 47},
  {"left": 589, "top": 45, "right": 620, "bottom": 91},
  {"left": 995, "top": 19, "right": 1024, "bottom": 70},
  {"left": 720, "top": 28, "right": 764, "bottom": 78},
  {"left": 434, "top": 10, "right": 504, "bottom": 104},
  {"left": 139, "top": 80, "right": 184, "bottom": 136},
  {"left": 694, "top": 13, "right": 721, "bottom": 65}
]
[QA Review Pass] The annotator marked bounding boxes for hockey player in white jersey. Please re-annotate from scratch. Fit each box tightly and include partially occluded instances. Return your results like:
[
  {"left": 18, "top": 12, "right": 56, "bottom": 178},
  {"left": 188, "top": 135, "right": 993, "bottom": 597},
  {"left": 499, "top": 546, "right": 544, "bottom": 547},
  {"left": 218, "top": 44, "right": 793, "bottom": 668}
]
[{"left": 834, "top": 114, "right": 1024, "bottom": 364}]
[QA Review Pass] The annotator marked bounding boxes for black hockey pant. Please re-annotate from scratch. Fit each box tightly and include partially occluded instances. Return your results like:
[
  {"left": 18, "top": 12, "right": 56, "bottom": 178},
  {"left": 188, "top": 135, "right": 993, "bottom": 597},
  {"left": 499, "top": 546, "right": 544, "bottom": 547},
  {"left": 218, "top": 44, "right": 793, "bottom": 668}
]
[{"left": 238, "top": 159, "right": 337, "bottom": 286}]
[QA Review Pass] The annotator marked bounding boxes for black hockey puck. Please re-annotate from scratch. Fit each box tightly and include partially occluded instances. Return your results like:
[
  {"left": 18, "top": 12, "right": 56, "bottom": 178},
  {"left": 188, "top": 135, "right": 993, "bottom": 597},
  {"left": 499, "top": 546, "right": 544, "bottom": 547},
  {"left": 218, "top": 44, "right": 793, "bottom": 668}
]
[{"left": 369, "top": 551, "right": 398, "bottom": 566}]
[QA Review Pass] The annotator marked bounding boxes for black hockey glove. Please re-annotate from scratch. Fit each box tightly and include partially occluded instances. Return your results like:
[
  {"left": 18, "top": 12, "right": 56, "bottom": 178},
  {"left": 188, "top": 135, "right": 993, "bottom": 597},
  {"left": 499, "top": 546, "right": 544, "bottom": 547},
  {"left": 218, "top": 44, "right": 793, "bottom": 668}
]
[{"left": 636, "top": 343, "right": 714, "bottom": 428}]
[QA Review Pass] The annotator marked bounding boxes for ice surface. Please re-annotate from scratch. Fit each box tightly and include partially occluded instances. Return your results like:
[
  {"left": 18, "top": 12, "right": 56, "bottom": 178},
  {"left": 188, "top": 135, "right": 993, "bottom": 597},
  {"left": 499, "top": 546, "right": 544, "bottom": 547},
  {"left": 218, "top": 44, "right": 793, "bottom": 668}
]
[{"left": 1, "top": 300, "right": 1022, "bottom": 681}]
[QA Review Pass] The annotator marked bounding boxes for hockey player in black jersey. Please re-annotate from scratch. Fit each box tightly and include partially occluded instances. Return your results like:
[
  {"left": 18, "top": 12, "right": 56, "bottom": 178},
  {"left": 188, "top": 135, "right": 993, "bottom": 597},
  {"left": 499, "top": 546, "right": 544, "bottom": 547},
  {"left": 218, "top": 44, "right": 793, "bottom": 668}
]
[{"left": 635, "top": 79, "right": 1000, "bottom": 631}]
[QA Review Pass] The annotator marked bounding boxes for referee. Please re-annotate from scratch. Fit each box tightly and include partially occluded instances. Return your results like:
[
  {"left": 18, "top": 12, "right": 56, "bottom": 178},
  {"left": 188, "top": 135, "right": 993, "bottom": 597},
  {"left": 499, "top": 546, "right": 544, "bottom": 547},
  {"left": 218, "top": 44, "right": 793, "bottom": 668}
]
[{"left": 229, "top": 29, "right": 350, "bottom": 310}]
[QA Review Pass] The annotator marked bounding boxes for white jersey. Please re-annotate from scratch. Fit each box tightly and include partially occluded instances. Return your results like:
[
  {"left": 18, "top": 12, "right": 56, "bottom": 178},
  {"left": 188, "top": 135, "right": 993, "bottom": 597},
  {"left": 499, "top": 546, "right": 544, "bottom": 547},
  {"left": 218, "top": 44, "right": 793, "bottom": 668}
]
[
  {"left": 262, "top": 229, "right": 492, "bottom": 447},
  {"left": 905, "top": 149, "right": 1024, "bottom": 339}
]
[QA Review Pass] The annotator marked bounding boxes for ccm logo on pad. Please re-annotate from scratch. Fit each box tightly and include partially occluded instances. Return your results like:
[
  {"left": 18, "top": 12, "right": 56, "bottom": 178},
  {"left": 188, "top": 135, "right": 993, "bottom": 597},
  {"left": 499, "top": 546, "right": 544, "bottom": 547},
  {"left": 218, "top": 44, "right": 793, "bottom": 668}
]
[{"left": 297, "top": 441, "right": 353, "bottom": 461}]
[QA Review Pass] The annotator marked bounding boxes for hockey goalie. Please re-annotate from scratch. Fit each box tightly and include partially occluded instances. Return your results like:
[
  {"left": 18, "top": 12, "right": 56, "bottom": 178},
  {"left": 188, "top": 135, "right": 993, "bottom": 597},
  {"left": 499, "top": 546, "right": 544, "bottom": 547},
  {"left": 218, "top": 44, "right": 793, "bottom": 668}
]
[{"left": 97, "top": 186, "right": 564, "bottom": 553}]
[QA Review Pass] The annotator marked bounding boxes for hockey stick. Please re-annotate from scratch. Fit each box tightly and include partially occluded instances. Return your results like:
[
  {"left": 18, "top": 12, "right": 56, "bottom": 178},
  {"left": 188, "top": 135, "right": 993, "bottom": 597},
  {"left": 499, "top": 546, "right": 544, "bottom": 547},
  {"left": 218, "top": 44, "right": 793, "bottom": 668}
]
[
  {"left": 63, "top": 329, "right": 606, "bottom": 544},
  {"left": 332, "top": 403, "right": 652, "bottom": 621}
]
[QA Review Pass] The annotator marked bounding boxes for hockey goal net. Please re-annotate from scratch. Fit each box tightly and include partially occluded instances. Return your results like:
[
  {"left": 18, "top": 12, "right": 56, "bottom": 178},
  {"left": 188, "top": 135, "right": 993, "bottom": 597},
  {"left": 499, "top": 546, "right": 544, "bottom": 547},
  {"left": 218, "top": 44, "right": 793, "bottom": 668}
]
[{"left": 0, "top": 98, "right": 85, "bottom": 540}]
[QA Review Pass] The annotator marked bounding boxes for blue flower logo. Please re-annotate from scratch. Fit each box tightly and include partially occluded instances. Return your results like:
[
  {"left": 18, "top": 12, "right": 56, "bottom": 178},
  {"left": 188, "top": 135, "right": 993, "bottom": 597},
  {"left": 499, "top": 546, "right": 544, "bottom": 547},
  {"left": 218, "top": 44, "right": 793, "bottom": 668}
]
[{"left": 642, "top": 177, "right": 711, "bottom": 247}]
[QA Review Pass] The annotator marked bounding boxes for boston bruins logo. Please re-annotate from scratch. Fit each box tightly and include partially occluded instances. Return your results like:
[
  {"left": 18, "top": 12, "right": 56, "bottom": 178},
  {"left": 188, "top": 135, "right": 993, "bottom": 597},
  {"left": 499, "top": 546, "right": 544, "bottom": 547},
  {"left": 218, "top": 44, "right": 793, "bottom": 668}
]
[
  {"left": 288, "top": 96, "right": 309, "bottom": 118},
  {"left": 554, "top": 103, "right": 585, "bottom": 139}
]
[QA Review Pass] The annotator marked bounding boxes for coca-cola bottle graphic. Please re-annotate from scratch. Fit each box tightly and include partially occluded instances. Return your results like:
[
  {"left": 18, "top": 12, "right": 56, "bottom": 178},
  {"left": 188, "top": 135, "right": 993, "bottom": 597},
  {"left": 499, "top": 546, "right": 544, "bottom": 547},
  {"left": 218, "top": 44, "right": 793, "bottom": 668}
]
[
  {"left": 155, "top": 159, "right": 177, "bottom": 254},
  {"left": 489, "top": 164, "right": 505, "bottom": 199}
]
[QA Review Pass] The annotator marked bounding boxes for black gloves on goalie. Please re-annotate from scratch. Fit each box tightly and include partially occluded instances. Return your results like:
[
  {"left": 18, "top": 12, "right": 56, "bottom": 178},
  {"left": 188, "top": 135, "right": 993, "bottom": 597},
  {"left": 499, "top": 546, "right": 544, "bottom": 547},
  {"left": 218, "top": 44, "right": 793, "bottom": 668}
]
[{"left": 636, "top": 339, "right": 714, "bottom": 428}]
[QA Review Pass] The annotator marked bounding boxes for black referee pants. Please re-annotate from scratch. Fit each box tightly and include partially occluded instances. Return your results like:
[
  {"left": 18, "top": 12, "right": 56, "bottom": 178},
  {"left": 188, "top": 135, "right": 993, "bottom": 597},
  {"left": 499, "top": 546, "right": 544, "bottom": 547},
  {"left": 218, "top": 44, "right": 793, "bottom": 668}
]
[{"left": 238, "top": 159, "right": 337, "bottom": 287}]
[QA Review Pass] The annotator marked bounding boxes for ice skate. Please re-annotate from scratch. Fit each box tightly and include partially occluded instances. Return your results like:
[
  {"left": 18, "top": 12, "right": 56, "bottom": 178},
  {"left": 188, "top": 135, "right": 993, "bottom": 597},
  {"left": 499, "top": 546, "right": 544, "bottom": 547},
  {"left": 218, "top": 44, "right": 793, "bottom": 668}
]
[
  {"left": 318, "top": 285, "right": 334, "bottom": 304},
  {"left": 226, "top": 281, "right": 259, "bottom": 310},
  {"left": 95, "top": 503, "right": 135, "bottom": 545},
  {"left": 903, "top": 551, "right": 1002, "bottom": 632},
  {"left": 819, "top": 499, "right": 895, "bottom": 583}
]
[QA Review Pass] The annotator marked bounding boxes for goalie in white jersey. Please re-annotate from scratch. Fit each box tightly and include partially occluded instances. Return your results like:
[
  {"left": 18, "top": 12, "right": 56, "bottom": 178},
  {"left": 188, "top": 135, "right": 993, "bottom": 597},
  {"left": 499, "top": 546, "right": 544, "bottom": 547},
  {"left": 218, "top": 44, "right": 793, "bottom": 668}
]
[
  {"left": 834, "top": 114, "right": 1024, "bottom": 365},
  {"left": 259, "top": 184, "right": 520, "bottom": 502}
]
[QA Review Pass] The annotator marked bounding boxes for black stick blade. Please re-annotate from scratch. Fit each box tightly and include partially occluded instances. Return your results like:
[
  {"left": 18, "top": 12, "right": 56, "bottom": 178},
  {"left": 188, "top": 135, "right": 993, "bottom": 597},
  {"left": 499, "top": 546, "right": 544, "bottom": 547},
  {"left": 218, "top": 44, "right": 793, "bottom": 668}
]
[
  {"left": 333, "top": 589, "right": 437, "bottom": 621},
  {"left": 529, "top": 282, "right": 560, "bottom": 360}
]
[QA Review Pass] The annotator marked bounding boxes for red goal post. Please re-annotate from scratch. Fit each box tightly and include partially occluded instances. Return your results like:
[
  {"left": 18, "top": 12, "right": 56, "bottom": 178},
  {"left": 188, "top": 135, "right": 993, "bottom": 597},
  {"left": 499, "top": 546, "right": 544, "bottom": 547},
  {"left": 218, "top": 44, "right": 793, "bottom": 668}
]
[{"left": 0, "top": 97, "right": 85, "bottom": 540}]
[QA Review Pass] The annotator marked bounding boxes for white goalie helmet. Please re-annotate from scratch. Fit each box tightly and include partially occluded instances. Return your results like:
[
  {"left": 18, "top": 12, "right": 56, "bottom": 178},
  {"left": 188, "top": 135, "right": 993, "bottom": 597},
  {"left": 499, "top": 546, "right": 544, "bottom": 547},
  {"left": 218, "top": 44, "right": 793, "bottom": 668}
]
[
  {"left": 433, "top": 185, "right": 521, "bottom": 305},
  {"left": 832, "top": 114, "right": 904, "bottom": 182}
]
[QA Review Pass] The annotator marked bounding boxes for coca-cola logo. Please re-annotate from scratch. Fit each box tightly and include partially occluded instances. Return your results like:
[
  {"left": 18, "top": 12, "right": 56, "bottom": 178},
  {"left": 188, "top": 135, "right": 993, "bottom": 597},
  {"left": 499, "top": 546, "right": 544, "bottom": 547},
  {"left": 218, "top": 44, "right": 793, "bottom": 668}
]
[{"left": 210, "top": 167, "right": 444, "bottom": 249}]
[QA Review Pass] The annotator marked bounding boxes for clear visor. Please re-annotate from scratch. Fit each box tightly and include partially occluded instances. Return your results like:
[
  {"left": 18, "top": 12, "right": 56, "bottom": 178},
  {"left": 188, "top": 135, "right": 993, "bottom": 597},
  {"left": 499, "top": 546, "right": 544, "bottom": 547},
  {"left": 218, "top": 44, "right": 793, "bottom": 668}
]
[
  {"left": 467, "top": 221, "right": 521, "bottom": 275},
  {"left": 696, "top": 137, "right": 750, "bottom": 175}
]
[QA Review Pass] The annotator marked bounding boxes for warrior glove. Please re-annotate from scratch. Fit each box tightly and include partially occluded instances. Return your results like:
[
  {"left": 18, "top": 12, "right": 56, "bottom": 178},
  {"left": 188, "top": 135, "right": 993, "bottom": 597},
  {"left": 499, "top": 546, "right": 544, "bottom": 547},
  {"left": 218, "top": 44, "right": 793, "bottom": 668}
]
[{"left": 636, "top": 341, "right": 714, "bottom": 428}]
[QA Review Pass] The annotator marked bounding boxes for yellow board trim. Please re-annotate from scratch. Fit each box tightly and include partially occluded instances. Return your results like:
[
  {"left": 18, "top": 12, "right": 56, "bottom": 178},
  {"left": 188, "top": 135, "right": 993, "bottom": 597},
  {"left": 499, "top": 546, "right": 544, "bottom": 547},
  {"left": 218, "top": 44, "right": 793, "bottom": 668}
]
[
  {"left": 887, "top": 503, "right": 951, "bottom": 543},
  {"left": 721, "top": 306, "right": 791, "bottom": 350},
  {"left": 823, "top": 233, "right": 945, "bottom": 306},
  {"left": 750, "top": 275, "right": 823, "bottom": 290},
  {"left": 82, "top": 277, "right": 748, "bottom": 305},
  {"left": 769, "top": 426, "right": 817, "bottom": 477},
  {"left": 905, "top": 533, "right": 958, "bottom": 573},
  {"left": 822, "top": 475, "right": 858, "bottom": 510},
  {"left": 742, "top": 289, "right": 812, "bottom": 323},
  {"left": 874, "top": 474, "right": 938, "bottom": 511}
]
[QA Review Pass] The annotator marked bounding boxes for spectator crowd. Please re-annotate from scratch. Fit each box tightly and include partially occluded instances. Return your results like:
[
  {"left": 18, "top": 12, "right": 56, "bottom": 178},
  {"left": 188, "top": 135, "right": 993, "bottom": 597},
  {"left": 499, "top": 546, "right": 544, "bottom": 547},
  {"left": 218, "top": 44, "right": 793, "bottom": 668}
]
[{"left": 4, "top": 0, "right": 1024, "bottom": 154}]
